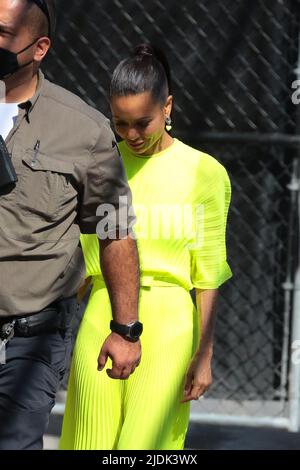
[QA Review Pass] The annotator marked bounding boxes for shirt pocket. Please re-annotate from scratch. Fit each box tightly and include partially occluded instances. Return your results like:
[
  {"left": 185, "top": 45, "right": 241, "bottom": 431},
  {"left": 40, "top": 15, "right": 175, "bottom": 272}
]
[{"left": 16, "top": 151, "right": 74, "bottom": 220}]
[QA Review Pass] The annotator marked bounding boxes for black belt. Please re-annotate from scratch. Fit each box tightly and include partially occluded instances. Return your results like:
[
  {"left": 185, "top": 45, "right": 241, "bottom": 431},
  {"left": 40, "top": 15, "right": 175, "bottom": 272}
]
[{"left": 0, "top": 296, "right": 77, "bottom": 341}]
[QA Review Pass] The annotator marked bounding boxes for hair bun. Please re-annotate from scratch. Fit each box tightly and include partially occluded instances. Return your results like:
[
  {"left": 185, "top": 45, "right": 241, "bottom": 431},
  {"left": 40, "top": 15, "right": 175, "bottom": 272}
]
[
  {"left": 133, "top": 44, "right": 155, "bottom": 58},
  {"left": 129, "top": 43, "right": 172, "bottom": 95}
]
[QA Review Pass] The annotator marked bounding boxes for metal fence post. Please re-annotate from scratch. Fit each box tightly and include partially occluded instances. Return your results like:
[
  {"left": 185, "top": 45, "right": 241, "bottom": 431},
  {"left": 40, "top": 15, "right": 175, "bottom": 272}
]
[
  {"left": 288, "top": 30, "right": 300, "bottom": 431},
  {"left": 288, "top": 157, "right": 300, "bottom": 432},
  {"left": 280, "top": 157, "right": 299, "bottom": 401}
]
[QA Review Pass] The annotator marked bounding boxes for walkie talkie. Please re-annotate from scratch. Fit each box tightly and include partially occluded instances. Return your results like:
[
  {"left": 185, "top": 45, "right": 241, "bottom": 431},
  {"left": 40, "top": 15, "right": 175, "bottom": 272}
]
[{"left": 0, "top": 135, "right": 18, "bottom": 188}]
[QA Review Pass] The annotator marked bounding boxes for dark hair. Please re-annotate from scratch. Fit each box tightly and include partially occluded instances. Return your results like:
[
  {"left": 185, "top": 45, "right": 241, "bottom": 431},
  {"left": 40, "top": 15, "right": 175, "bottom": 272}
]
[
  {"left": 25, "top": 0, "right": 56, "bottom": 39},
  {"left": 110, "top": 43, "right": 172, "bottom": 105}
]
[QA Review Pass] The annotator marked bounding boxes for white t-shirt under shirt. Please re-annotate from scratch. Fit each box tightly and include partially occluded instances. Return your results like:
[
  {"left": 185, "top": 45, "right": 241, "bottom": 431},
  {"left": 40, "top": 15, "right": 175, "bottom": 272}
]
[{"left": 0, "top": 103, "right": 19, "bottom": 140}]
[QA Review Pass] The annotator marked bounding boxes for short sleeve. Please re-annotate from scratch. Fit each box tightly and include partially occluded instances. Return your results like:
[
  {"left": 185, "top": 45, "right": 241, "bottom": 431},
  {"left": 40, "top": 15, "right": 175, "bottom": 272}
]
[
  {"left": 78, "top": 121, "right": 136, "bottom": 236},
  {"left": 189, "top": 158, "right": 232, "bottom": 289}
]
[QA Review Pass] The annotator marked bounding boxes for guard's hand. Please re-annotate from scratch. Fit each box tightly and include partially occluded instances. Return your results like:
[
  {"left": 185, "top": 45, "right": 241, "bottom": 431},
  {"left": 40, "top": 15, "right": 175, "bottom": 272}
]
[
  {"left": 97, "top": 332, "right": 141, "bottom": 380},
  {"left": 181, "top": 352, "right": 212, "bottom": 403}
]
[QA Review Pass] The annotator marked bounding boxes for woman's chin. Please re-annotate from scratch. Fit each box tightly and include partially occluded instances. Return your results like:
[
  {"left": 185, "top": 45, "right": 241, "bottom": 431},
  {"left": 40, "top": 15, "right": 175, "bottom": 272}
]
[{"left": 126, "top": 142, "right": 145, "bottom": 152}]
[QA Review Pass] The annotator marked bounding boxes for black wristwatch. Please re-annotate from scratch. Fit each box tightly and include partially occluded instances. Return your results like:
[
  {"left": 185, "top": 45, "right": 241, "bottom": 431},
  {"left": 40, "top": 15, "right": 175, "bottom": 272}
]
[{"left": 110, "top": 320, "right": 143, "bottom": 342}]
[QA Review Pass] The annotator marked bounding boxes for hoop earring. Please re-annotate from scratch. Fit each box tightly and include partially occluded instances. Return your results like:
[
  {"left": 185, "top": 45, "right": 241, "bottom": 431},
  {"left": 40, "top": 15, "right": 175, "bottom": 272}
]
[{"left": 165, "top": 116, "right": 172, "bottom": 132}]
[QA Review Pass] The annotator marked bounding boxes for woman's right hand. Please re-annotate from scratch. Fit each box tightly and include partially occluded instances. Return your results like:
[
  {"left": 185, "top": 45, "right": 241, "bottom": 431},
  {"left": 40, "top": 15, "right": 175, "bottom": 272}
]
[{"left": 76, "top": 276, "right": 92, "bottom": 304}]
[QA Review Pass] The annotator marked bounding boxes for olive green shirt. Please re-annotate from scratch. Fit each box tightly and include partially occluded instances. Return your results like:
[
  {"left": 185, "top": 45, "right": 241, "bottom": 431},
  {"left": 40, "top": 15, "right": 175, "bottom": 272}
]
[{"left": 0, "top": 71, "right": 134, "bottom": 317}]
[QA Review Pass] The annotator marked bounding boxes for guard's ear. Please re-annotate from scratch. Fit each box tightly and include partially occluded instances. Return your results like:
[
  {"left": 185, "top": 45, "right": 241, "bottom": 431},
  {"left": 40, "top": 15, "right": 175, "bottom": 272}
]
[{"left": 33, "top": 36, "right": 51, "bottom": 63}]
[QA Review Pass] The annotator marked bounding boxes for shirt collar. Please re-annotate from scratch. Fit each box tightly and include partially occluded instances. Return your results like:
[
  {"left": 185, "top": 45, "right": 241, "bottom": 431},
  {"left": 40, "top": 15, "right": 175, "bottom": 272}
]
[{"left": 18, "top": 69, "right": 45, "bottom": 121}]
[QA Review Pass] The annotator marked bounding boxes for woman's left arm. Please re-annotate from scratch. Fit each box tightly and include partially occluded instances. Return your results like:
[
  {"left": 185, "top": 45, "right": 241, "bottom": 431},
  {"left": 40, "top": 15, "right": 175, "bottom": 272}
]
[{"left": 181, "top": 288, "right": 218, "bottom": 403}]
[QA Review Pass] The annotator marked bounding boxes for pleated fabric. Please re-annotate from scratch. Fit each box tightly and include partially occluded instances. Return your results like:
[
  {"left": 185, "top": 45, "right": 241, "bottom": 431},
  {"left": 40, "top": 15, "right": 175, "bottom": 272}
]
[
  {"left": 59, "top": 138, "right": 232, "bottom": 450},
  {"left": 59, "top": 278, "right": 200, "bottom": 450},
  {"left": 80, "top": 139, "right": 232, "bottom": 292}
]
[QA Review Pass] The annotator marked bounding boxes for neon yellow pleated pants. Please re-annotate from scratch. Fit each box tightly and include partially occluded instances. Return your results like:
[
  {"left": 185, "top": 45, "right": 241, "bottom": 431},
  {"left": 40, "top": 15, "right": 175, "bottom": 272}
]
[{"left": 59, "top": 278, "right": 200, "bottom": 450}]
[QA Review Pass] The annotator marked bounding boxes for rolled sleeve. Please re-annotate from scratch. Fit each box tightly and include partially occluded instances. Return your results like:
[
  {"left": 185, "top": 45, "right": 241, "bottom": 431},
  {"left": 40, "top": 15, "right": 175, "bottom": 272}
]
[{"left": 78, "top": 121, "right": 136, "bottom": 237}]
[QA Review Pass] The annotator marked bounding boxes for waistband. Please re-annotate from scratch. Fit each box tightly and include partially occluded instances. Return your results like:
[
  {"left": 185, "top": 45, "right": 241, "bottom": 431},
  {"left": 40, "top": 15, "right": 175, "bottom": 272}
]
[{"left": 93, "top": 275, "right": 189, "bottom": 290}]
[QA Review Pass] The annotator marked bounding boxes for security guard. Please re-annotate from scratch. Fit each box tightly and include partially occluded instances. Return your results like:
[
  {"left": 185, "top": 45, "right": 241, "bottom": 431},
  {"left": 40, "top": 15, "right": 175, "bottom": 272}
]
[{"left": 0, "top": 0, "right": 141, "bottom": 450}]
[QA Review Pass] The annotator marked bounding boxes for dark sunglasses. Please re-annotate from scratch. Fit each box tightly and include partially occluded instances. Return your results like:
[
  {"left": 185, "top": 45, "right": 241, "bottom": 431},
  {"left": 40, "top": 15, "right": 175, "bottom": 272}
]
[{"left": 32, "top": 0, "right": 52, "bottom": 38}]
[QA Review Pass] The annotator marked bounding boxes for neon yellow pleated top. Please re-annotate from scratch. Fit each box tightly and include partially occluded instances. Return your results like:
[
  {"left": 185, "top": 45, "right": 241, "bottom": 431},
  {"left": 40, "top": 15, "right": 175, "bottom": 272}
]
[{"left": 80, "top": 138, "right": 232, "bottom": 290}]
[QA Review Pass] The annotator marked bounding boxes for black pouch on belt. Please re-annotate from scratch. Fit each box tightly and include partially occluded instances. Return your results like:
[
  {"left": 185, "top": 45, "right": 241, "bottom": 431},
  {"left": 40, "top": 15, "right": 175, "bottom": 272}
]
[
  {"left": 13, "top": 297, "right": 76, "bottom": 337},
  {"left": 0, "top": 135, "right": 18, "bottom": 189}
]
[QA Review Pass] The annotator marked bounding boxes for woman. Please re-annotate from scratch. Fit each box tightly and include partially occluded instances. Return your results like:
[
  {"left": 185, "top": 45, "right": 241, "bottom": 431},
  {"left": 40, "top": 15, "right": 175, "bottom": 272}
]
[{"left": 59, "top": 44, "right": 232, "bottom": 450}]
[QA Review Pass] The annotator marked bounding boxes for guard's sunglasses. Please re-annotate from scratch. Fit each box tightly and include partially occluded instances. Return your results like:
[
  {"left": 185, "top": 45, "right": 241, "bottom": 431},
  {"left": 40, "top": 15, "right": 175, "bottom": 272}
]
[{"left": 32, "top": 0, "right": 52, "bottom": 38}]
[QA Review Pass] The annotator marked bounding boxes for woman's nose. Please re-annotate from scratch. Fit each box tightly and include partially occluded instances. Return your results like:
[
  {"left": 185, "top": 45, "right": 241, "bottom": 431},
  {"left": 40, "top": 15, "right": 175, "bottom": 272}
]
[{"left": 126, "top": 127, "right": 139, "bottom": 141}]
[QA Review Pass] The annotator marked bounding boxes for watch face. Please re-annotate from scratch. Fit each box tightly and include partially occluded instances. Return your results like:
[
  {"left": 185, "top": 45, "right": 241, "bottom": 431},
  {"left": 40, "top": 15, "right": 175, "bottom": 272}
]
[{"left": 130, "top": 322, "right": 143, "bottom": 339}]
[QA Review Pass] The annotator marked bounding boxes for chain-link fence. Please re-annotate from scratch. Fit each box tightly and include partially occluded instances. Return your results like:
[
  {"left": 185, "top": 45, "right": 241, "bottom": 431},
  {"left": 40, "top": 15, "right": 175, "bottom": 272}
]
[
  {"left": 189, "top": 136, "right": 299, "bottom": 430},
  {"left": 47, "top": 0, "right": 300, "bottom": 431}
]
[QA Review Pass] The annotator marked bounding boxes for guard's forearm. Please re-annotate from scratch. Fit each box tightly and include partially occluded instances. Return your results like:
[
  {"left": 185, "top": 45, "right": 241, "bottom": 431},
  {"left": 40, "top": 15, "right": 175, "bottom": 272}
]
[
  {"left": 195, "top": 288, "right": 218, "bottom": 357},
  {"left": 99, "top": 236, "right": 140, "bottom": 324}
]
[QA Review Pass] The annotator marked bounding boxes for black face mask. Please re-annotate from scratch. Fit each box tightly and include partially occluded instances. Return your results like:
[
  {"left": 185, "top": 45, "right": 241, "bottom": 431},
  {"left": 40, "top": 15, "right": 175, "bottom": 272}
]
[{"left": 0, "top": 39, "right": 38, "bottom": 80}]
